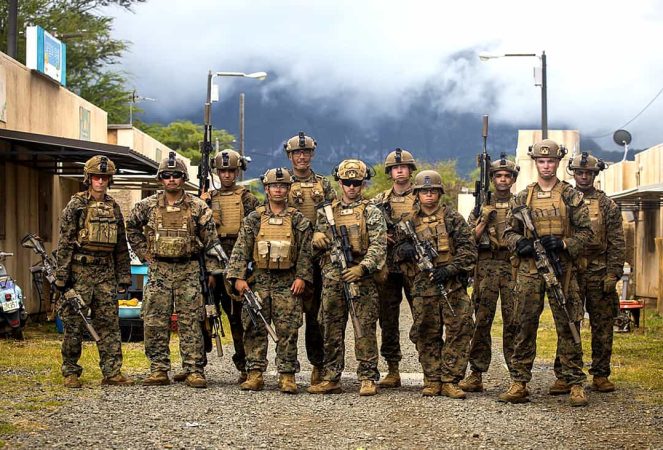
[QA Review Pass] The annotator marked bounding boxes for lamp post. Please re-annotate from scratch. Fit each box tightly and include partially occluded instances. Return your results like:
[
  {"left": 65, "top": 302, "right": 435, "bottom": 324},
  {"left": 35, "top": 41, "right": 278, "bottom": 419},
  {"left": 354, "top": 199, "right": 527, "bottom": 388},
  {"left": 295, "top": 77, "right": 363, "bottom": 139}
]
[
  {"left": 201, "top": 71, "right": 267, "bottom": 193},
  {"left": 479, "top": 51, "right": 548, "bottom": 139}
]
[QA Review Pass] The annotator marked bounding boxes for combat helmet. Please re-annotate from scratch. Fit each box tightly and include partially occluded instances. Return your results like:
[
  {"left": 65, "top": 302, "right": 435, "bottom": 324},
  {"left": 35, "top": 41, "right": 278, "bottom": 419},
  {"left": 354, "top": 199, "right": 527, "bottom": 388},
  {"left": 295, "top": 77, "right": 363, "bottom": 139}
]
[
  {"left": 333, "top": 159, "right": 375, "bottom": 181},
  {"left": 261, "top": 167, "right": 293, "bottom": 186},
  {"left": 83, "top": 155, "right": 116, "bottom": 185},
  {"left": 528, "top": 139, "right": 567, "bottom": 159},
  {"left": 212, "top": 149, "right": 247, "bottom": 171},
  {"left": 490, "top": 152, "right": 520, "bottom": 178},
  {"left": 568, "top": 151, "right": 606, "bottom": 172},
  {"left": 384, "top": 148, "right": 417, "bottom": 174},
  {"left": 284, "top": 131, "right": 317, "bottom": 154},
  {"left": 413, "top": 170, "right": 445, "bottom": 194},
  {"left": 157, "top": 151, "right": 189, "bottom": 181}
]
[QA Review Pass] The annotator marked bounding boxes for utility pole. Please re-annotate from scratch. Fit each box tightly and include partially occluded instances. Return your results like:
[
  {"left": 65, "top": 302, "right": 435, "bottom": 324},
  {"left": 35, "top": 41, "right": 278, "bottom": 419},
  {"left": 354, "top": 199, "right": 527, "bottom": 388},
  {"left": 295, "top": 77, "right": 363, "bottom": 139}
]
[
  {"left": 239, "top": 92, "right": 245, "bottom": 181},
  {"left": 7, "top": 0, "right": 18, "bottom": 58}
]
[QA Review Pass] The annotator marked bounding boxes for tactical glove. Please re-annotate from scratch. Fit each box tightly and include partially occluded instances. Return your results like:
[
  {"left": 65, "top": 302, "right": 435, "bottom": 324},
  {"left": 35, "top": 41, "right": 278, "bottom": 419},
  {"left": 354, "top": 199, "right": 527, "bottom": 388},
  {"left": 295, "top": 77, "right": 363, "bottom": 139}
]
[
  {"left": 431, "top": 266, "right": 453, "bottom": 285},
  {"left": 540, "top": 235, "right": 565, "bottom": 253},
  {"left": 480, "top": 205, "right": 497, "bottom": 223},
  {"left": 516, "top": 238, "right": 534, "bottom": 257},
  {"left": 312, "top": 232, "right": 331, "bottom": 250},
  {"left": 341, "top": 265, "right": 366, "bottom": 282},
  {"left": 602, "top": 274, "right": 619, "bottom": 294},
  {"left": 394, "top": 242, "right": 417, "bottom": 262},
  {"left": 54, "top": 279, "right": 67, "bottom": 293}
]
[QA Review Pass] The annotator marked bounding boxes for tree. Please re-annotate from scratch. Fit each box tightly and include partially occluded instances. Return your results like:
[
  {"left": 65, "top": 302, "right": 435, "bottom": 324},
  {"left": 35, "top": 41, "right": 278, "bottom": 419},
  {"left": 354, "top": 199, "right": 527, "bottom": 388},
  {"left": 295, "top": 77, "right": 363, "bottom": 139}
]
[
  {"left": 137, "top": 120, "right": 235, "bottom": 165},
  {"left": 0, "top": 0, "right": 144, "bottom": 123}
]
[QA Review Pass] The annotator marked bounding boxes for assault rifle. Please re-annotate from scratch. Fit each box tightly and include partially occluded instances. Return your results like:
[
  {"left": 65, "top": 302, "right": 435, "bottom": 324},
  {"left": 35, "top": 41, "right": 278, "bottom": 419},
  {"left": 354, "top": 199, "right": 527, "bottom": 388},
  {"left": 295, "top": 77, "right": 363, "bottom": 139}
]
[
  {"left": 201, "top": 242, "right": 231, "bottom": 357},
  {"left": 511, "top": 206, "right": 581, "bottom": 344},
  {"left": 20, "top": 233, "right": 100, "bottom": 341},
  {"left": 397, "top": 221, "right": 456, "bottom": 316},
  {"left": 473, "top": 115, "right": 492, "bottom": 249},
  {"left": 242, "top": 288, "right": 279, "bottom": 343},
  {"left": 321, "top": 202, "right": 363, "bottom": 338}
]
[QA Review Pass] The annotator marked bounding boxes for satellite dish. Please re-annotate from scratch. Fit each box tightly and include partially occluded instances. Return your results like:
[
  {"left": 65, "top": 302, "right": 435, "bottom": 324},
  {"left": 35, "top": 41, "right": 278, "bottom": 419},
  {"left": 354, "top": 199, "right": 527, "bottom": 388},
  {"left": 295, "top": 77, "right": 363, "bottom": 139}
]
[{"left": 613, "top": 129, "right": 632, "bottom": 146}]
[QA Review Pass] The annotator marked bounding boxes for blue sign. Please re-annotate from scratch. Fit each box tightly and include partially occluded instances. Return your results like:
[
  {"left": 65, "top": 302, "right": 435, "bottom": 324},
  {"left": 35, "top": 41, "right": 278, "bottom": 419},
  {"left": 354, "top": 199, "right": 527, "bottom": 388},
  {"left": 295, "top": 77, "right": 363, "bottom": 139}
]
[{"left": 26, "top": 26, "right": 67, "bottom": 86}]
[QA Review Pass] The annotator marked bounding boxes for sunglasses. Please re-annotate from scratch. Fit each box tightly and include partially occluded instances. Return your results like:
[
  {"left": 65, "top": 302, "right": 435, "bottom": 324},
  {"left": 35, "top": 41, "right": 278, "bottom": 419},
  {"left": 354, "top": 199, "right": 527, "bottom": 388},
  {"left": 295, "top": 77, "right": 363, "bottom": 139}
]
[
  {"left": 160, "top": 172, "right": 184, "bottom": 180},
  {"left": 341, "top": 179, "right": 363, "bottom": 187},
  {"left": 290, "top": 149, "right": 313, "bottom": 157},
  {"left": 418, "top": 188, "right": 440, "bottom": 195},
  {"left": 90, "top": 174, "right": 110, "bottom": 181}
]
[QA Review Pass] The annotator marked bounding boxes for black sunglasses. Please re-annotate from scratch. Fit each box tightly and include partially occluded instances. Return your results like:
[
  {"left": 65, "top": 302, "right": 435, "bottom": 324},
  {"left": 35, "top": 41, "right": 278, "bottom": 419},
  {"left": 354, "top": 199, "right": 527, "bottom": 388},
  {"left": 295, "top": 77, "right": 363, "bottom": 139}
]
[
  {"left": 341, "top": 179, "right": 363, "bottom": 187},
  {"left": 160, "top": 171, "right": 184, "bottom": 180}
]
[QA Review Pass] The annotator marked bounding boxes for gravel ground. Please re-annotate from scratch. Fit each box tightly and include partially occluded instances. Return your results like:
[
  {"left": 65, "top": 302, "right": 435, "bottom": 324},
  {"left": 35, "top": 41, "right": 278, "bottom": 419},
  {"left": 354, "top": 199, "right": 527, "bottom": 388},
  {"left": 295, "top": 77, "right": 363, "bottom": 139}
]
[{"left": 6, "top": 302, "right": 663, "bottom": 449}]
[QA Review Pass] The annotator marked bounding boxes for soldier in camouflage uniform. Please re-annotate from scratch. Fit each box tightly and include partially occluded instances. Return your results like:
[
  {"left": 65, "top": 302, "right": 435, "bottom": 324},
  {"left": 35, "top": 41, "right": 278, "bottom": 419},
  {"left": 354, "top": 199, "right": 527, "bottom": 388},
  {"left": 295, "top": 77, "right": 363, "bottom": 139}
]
[
  {"left": 499, "top": 139, "right": 593, "bottom": 407},
  {"left": 370, "top": 148, "right": 416, "bottom": 388},
  {"left": 394, "top": 170, "right": 477, "bottom": 398},
  {"left": 283, "top": 132, "right": 336, "bottom": 385},
  {"left": 126, "top": 152, "right": 222, "bottom": 389},
  {"left": 308, "top": 160, "right": 387, "bottom": 396},
  {"left": 55, "top": 155, "right": 133, "bottom": 388},
  {"left": 548, "top": 152, "right": 624, "bottom": 394},
  {"left": 460, "top": 154, "right": 520, "bottom": 392},
  {"left": 226, "top": 168, "right": 313, "bottom": 394}
]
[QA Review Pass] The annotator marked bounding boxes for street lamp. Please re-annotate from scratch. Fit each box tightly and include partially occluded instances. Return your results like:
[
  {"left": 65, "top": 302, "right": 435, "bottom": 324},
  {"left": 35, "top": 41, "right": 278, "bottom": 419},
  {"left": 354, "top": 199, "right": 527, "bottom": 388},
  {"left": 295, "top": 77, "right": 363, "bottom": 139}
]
[
  {"left": 479, "top": 51, "right": 548, "bottom": 139},
  {"left": 201, "top": 71, "right": 267, "bottom": 193}
]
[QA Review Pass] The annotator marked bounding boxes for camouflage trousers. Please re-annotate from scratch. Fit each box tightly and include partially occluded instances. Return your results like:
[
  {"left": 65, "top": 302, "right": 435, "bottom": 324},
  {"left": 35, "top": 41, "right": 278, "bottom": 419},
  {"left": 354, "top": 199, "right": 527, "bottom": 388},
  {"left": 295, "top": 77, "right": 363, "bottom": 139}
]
[
  {"left": 300, "top": 264, "right": 324, "bottom": 368},
  {"left": 554, "top": 268, "right": 618, "bottom": 378},
  {"left": 377, "top": 272, "right": 413, "bottom": 363},
  {"left": 213, "top": 274, "right": 245, "bottom": 372},
  {"left": 410, "top": 284, "right": 474, "bottom": 383},
  {"left": 467, "top": 256, "right": 517, "bottom": 373},
  {"left": 143, "top": 260, "right": 205, "bottom": 375},
  {"left": 242, "top": 271, "right": 303, "bottom": 374},
  {"left": 60, "top": 261, "right": 123, "bottom": 378},
  {"left": 319, "top": 277, "right": 380, "bottom": 382},
  {"left": 510, "top": 265, "right": 586, "bottom": 385}
]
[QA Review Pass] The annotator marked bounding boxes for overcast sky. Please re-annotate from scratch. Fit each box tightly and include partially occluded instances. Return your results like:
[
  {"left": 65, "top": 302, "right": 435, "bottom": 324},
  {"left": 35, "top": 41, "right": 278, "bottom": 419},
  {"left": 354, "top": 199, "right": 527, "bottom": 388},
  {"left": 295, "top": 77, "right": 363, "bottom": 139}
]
[{"left": 109, "top": 0, "right": 663, "bottom": 150}]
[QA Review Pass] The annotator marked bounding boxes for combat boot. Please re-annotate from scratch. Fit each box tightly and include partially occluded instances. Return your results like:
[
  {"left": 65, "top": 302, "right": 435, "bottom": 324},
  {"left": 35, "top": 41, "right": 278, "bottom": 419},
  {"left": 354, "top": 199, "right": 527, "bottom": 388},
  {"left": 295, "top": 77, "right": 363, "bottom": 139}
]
[
  {"left": 237, "top": 371, "right": 248, "bottom": 385},
  {"left": 459, "top": 371, "right": 484, "bottom": 392},
  {"left": 498, "top": 382, "right": 529, "bottom": 403},
  {"left": 101, "top": 373, "right": 134, "bottom": 386},
  {"left": 440, "top": 383, "right": 466, "bottom": 399},
  {"left": 278, "top": 373, "right": 298, "bottom": 394},
  {"left": 185, "top": 373, "right": 207, "bottom": 389},
  {"left": 240, "top": 370, "right": 264, "bottom": 391},
  {"left": 359, "top": 380, "right": 377, "bottom": 396},
  {"left": 422, "top": 381, "right": 441, "bottom": 397},
  {"left": 307, "top": 380, "right": 342, "bottom": 394},
  {"left": 549, "top": 379, "right": 571, "bottom": 395},
  {"left": 592, "top": 376, "right": 616, "bottom": 393},
  {"left": 378, "top": 361, "right": 401, "bottom": 388},
  {"left": 173, "top": 371, "right": 188, "bottom": 382},
  {"left": 569, "top": 384, "right": 589, "bottom": 407},
  {"left": 64, "top": 374, "right": 82, "bottom": 389},
  {"left": 310, "top": 366, "right": 323, "bottom": 386},
  {"left": 142, "top": 371, "right": 171, "bottom": 386}
]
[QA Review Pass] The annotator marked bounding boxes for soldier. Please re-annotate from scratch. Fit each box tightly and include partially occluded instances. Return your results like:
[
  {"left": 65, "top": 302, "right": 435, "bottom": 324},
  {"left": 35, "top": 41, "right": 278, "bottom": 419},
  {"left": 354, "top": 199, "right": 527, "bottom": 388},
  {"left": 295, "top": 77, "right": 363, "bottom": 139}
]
[
  {"left": 226, "top": 168, "right": 313, "bottom": 394},
  {"left": 499, "top": 139, "right": 593, "bottom": 406},
  {"left": 126, "top": 152, "right": 221, "bottom": 389},
  {"left": 370, "top": 148, "right": 416, "bottom": 388},
  {"left": 181, "top": 149, "right": 260, "bottom": 385},
  {"left": 548, "top": 152, "right": 624, "bottom": 393},
  {"left": 460, "top": 154, "right": 520, "bottom": 392},
  {"left": 283, "top": 132, "right": 336, "bottom": 385},
  {"left": 307, "top": 159, "right": 387, "bottom": 396},
  {"left": 394, "top": 170, "right": 476, "bottom": 398},
  {"left": 55, "top": 155, "right": 133, "bottom": 388}
]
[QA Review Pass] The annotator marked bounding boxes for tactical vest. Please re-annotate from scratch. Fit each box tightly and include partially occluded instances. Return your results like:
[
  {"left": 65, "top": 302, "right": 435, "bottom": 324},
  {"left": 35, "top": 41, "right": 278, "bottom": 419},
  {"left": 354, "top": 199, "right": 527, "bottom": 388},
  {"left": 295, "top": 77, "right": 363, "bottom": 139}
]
[
  {"left": 384, "top": 189, "right": 415, "bottom": 223},
  {"left": 584, "top": 197, "right": 607, "bottom": 254},
  {"left": 413, "top": 207, "right": 453, "bottom": 265},
  {"left": 253, "top": 206, "right": 296, "bottom": 270},
  {"left": 525, "top": 182, "right": 569, "bottom": 238},
  {"left": 487, "top": 200, "right": 510, "bottom": 250},
  {"left": 77, "top": 196, "right": 118, "bottom": 253},
  {"left": 210, "top": 188, "right": 244, "bottom": 238},
  {"left": 332, "top": 200, "right": 369, "bottom": 257},
  {"left": 289, "top": 176, "right": 325, "bottom": 224},
  {"left": 151, "top": 194, "right": 195, "bottom": 258}
]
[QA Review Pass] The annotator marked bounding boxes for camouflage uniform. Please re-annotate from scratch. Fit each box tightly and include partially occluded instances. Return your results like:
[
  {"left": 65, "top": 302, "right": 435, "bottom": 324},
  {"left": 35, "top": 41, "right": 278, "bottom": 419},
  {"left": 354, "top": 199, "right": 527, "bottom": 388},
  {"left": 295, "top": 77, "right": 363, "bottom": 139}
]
[
  {"left": 289, "top": 170, "right": 336, "bottom": 369},
  {"left": 316, "top": 198, "right": 387, "bottom": 382},
  {"left": 126, "top": 192, "right": 220, "bottom": 375},
  {"left": 402, "top": 203, "right": 477, "bottom": 384},
  {"left": 370, "top": 187, "right": 415, "bottom": 365},
  {"left": 226, "top": 205, "right": 313, "bottom": 374},
  {"left": 208, "top": 186, "right": 260, "bottom": 372},
  {"left": 553, "top": 188, "right": 624, "bottom": 379},
  {"left": 466, "top": 194, "right": 517, "bottom": 374},
  {"left": 55, "top": 191, "right": 131, "bottom": 378},
  {"left": 504, "top": 180, "right": 593, "bottom": 385}
]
